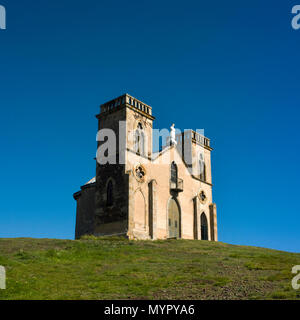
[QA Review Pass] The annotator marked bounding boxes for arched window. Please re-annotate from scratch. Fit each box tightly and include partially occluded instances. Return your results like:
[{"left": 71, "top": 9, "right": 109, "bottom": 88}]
[
  {"left": 171, "top": 161, "right": 178, "bottom": 183},
  {"left": 134, "top": 123, "right": 145, "bottom": 155},
  {"left": 106, "top": 181, "right": 113, "bottom": 206},
  {"left": 201, "top": 212, "right": 208, "bottom": 240},
  {"left": 199, "top": 154, "right": 206, "bottom": 182}
]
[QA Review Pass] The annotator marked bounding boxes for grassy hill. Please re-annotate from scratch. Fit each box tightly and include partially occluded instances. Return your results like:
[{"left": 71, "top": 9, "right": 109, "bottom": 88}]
[{"left": 0, "top": 236, "right": 299, "bottom": 300}]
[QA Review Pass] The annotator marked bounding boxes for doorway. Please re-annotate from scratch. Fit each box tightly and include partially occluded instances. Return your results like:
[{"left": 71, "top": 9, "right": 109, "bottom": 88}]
[{"left": 168, "top": 198, "right": 181, "bottom": 238}]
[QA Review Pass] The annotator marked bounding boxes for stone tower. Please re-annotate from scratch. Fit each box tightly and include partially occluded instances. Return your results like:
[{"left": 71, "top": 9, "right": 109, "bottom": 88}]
[{"left": 93, "top": 94, "right": 154, "bottom": 236}]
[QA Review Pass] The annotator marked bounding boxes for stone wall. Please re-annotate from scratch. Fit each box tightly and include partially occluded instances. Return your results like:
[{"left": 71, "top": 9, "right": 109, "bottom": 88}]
[
  {"left": 126, "top": 145, "right": 216, "bottom": 241},
  {"left": 74, "top": 183, "right": 96, "bottom": 239},
  {"left": 94, "top": 162, "right": 129, "bottom": 236}
]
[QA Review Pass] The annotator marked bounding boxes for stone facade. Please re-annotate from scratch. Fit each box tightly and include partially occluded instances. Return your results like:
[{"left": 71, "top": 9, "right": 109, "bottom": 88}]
[{"left": 73, "top": 94, "right": 218, "bottom": 241}]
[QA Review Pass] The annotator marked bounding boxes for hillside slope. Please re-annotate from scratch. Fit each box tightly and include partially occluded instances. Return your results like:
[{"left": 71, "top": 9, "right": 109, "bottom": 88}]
[{"left": 0, "top": 237, "right": 299, "bottom": 300}]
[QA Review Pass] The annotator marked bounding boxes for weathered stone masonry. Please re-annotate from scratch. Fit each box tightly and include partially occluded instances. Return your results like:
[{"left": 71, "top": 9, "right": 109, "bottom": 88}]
[{"left": 73, "top": 94, "right": 218, "bottom": 241}]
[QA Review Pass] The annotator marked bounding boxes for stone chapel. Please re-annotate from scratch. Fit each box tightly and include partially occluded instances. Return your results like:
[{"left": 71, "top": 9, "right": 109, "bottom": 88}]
[{"left": 73, "top": 94, "right": 218, "bottom": 241}]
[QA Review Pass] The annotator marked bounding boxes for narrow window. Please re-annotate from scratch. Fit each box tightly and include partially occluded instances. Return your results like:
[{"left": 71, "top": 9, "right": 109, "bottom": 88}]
[
  {"left": 199, "top": 154, "right": 206, "bottom": 182},
  {"left": 106, "top": 181, "right": 113, "bottom": 206},
  {"left": 171, "top": 161, "right": 178, "bottom": 183},
  {"left": 201, "top": 213, "right": 208, "bottom": 240},
  {"left": 135, "top": 123, "right": 145, "bottom": 155}
]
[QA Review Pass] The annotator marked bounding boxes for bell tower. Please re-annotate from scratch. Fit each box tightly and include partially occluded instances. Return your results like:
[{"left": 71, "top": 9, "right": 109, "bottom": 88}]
[{"left": 94, "top": 94, "right": 155, "bottom": 236}]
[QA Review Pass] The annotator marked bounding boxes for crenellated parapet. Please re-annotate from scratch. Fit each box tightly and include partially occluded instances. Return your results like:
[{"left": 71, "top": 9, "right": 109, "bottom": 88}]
[
  {"left": 98, "top": 94, "right": 153, "bottom": 119},
  {"left": 166, "top": 129, "right": 212, "bottom": 151}
]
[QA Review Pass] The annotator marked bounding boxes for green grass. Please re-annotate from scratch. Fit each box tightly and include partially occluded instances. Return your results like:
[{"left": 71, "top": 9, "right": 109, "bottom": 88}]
[{"left": 0, "top": 236, "right": 299, "bottom": 300}]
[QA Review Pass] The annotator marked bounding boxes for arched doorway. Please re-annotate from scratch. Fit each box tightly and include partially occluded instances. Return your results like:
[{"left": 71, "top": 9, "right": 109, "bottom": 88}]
[
  {"left": 168, "top": 198, "right": 181, "bottom": 238},
  {"left": 201, "top": 212, "right": 208, "bottom": 240}
]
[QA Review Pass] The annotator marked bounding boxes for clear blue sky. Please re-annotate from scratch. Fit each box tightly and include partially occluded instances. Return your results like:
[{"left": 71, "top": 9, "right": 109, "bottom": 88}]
[{"left": 0, "top": 0, "right": 299, "bottom": 252}]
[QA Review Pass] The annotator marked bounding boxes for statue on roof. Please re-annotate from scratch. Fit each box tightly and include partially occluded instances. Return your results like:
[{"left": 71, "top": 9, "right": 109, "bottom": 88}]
[{"left": 170, "top": 123, "right": 177, "bottom": 146}]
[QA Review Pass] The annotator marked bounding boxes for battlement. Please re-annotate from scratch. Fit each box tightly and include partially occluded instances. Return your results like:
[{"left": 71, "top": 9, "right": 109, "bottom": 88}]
[
  {"left": 190, "top": 130, "right": 211, "bottom": 148},
  {"left": 99, "top": 93, "right": 153, "bottom": 117},
  {"left": 166, "top": 130, "right": 211, "bottom": 149}
]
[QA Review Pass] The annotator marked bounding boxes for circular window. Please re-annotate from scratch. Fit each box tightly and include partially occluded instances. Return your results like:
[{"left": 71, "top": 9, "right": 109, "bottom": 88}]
[
  {"left": 134, "top": 164, "right": 146, "bottom": 182},
  {"left": 198, "top": 190, "right": 207, "bottom": 204}
]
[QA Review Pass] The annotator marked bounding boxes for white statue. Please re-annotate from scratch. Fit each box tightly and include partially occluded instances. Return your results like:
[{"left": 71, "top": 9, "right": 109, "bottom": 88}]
[{"left": 170, "top": 123, "right": 177, "bottom": 146}]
